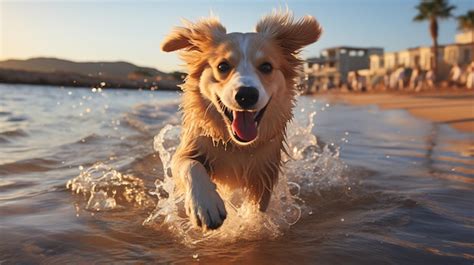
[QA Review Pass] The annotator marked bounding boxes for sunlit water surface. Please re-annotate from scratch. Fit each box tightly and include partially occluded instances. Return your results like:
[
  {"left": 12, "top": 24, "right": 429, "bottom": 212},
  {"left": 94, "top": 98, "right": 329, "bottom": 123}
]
[{"left": 0, "top": 84, "right": 473, "bottom": 264}]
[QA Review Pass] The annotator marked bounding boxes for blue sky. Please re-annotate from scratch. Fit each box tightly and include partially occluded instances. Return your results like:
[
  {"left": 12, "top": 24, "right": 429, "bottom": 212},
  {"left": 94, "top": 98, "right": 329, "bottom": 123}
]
[{"left": 1, "top": 0, "right": 473, "bottom": 72}]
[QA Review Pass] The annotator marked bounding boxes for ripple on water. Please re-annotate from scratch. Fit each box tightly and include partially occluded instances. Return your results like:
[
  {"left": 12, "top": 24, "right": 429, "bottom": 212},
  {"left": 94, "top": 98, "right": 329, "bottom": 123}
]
[
  {"left": 0, "top": 158, "right": 60, "bottom": 175},
  {"left": 121, "top": 102, "right": 180, "bottom": 135},
  {"left": 0, "top": 128, "right": 29, "bottom": 143},
  {"left": 0, "top": 179, "right": 37, "bottom": 192},
  {"left": 7, "top": 115, "right": 29, "bottom": 122}
]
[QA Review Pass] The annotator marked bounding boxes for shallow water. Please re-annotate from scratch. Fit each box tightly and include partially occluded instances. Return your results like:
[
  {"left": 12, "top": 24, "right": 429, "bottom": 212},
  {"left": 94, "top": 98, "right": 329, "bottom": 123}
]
[{"left": 1, "top": 84, "right": 473, "bottom": 264}]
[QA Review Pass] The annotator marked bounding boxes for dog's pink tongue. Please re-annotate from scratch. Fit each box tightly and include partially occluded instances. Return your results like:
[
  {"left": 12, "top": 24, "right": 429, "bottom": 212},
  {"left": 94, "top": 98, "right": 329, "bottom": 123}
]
[{"left": 232, "top": 111, "right": 257, "bottom": 142}]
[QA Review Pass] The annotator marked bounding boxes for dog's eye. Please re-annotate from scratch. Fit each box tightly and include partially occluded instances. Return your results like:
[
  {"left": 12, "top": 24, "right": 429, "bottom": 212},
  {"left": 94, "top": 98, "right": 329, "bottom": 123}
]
[
  {"left": 217, "top": 62, "right": 231, "bottom": 73},
  {"left": 259, "top": 62, "right": 273, "bottom": 74}
]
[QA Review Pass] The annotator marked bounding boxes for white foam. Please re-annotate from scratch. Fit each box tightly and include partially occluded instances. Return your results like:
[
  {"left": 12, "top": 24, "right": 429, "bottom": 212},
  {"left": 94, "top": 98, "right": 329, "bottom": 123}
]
[
  {"left": 143, "top": 109, "right": 346, "bottom": 245},
  {"left": 66, "top": 163, "right": 152, "bottom": 211}
]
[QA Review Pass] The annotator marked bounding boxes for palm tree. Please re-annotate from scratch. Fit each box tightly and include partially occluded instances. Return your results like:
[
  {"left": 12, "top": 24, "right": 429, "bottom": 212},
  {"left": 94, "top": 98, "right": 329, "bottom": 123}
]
[
  {"left": 457, "top": 10, "right": 474, "bottom": 31},
  {"left": 457, "top": 10, "right": 474, "bottom": 61},
  {"left": 413, "top": 0, "right": 456, "bottom": 82}
]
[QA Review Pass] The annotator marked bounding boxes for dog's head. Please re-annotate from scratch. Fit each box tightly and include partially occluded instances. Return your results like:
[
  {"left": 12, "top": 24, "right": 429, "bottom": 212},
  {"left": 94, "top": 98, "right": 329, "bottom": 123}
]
[{"left": 162, "top": 11, "right": 321, "bottom": 146}]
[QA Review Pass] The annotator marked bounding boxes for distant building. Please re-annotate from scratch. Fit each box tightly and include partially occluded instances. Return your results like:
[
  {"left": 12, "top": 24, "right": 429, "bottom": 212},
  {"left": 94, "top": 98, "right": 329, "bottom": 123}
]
[
  {"left": 370, "top": 46, "right": 442, "bottom": 73},
  {"left": 369, "top": 31, "right": 473, "bottom": 79},
  {"left": 302, "top": 31, "right": 473, "bottom": 92},
  {"left": 444, "top": 43, "right": 473, "bottom": 66},
  {"left": 304, "top": 46, "right": 383, "bottom": 92},
  {"left": 456, "top": 30, "right": 474, "bottom": 44}
]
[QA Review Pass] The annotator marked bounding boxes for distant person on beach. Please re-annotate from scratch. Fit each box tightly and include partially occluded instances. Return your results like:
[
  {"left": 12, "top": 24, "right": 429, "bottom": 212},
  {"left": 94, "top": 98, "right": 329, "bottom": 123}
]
[
  {"left": 409, "top": 66, "right": 423, "bottom": 92},
  {"left": 350, "top": 71, "right": 364, "bottom": 92},
  {"left": 389, "top": 68, "right": 399, "bottom": 90},
  {"left": 384, "top": 70, "right": 391, "bottom": 91},
  {"left": 357, "top": 71, "right": 367, "bottom": 92},
  {"left": 397, "top": 66, "right": 406, "bottom": 90},
  {"left": 425, "top": 68, "right": 435, "bottom": 90},
  {"left": 466, "top": 62, "right": 474, "bottom": 89},
  {"left": 390, "top": 66, "right": 405, "bottom": 90},
  {"left": 449, "top": 63, "right": 462, "bottom": 88},
  {"left": 348, "top": 72, "right": 356, "bottom": 91}
]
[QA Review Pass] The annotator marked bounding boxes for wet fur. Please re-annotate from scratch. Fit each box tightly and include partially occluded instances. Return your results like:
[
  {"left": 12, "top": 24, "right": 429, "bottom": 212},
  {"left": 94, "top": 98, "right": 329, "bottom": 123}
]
[{"left": 162, "top": 11, "right": 321, "bottom": 230}]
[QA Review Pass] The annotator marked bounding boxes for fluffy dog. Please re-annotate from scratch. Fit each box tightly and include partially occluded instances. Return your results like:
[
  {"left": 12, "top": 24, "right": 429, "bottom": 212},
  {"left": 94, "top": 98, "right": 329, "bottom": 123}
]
[{"left": 161, "top": 11, "right": 321, "bottom": 230}]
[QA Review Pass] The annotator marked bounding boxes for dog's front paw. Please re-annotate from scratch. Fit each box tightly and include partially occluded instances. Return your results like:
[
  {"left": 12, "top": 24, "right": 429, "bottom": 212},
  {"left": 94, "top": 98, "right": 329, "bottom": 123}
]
[{"left": 185, "top": 181, "right": 227, "bottom": 230}]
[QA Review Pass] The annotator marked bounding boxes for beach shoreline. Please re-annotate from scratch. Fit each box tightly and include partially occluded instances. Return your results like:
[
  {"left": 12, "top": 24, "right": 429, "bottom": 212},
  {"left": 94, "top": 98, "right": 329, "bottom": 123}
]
[{"left": 315, "top": 89, "right": 474, "bottom": 133}]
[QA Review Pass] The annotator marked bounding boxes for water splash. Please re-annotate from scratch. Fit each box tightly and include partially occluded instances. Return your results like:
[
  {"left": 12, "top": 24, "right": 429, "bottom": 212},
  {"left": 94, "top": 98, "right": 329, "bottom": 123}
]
[
  {"left": 143, "top": 110, "right": 347, "bottom": 245},
  {"left": 66, "top": 106, "right": 347, "bottom": 245},
  {"left": 66, "top": 163, "right": 153, "bottom": 211}
]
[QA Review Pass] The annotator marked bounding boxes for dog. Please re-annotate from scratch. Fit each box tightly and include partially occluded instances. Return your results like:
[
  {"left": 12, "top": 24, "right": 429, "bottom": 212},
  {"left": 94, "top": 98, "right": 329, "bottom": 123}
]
[{"left": 161, "top": 11, "right": 321, "bottom": 230}]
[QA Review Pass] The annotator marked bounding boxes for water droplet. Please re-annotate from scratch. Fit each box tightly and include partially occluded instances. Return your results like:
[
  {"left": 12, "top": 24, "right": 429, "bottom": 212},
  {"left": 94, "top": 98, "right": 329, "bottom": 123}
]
[
  {"left": 341, "top": 218, "right": 345, "bottom": 222},
  {"left": 192, "top": 254, "right": 199, "bottom": 259}
]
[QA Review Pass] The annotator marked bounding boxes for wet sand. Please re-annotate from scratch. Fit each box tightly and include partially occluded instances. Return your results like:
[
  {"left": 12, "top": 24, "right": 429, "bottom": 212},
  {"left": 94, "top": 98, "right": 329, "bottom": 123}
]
[{"left": 318, "top": 90, "right": 474, "bottom": 133}]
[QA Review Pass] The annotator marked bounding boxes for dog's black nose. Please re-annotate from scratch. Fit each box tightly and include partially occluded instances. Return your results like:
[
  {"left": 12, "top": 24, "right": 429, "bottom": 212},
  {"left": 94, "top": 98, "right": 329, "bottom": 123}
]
[{"left": 235, "top": 86, "right": 259, "bottom": 109}]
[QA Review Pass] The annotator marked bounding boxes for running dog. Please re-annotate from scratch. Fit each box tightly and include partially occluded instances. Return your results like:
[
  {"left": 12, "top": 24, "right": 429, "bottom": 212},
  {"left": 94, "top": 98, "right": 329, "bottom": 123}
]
[{"left": 161, "top": 11, "right": 321, "bottom": 230}]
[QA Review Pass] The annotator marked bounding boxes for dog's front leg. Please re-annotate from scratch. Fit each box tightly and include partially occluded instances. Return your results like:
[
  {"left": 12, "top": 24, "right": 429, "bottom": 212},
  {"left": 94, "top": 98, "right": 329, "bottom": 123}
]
[{"left": 172, "top": 158, "right": 227, "bottom": 230}]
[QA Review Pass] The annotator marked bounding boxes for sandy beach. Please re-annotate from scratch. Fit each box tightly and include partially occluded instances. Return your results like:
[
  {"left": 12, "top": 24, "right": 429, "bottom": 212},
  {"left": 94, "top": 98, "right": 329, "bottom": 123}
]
[{"left": 318, "top": 90, "right": 474, "bottom": 134}]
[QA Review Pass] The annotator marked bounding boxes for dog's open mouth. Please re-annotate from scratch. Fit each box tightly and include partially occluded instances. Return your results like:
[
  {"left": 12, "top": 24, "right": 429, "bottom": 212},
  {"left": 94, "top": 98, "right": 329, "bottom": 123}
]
[{"left": 217, "top": 96, "right": 269, "bottom": 143}]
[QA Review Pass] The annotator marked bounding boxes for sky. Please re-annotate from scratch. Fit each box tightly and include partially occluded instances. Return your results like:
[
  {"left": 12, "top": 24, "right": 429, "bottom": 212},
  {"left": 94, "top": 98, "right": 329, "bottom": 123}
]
[{"left": 1, "top": 0, "right": 473, "bottom": 72}]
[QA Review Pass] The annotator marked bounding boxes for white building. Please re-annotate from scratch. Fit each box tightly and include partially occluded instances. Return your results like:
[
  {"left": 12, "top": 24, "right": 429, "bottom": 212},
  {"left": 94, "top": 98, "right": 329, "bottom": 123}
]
[{"left": 304, "top": 46, "right": 383, "bottom": 91}]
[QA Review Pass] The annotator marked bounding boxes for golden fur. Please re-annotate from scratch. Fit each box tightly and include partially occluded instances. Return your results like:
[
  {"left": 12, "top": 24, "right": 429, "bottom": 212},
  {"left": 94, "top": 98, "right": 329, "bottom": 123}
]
[{"left": 162, "top": 11, "right": 321, "bottom": 229}]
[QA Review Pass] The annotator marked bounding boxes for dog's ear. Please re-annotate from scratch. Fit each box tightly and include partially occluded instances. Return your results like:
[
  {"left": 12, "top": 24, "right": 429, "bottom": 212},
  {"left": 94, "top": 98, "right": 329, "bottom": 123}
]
[
  {"left": 161, "top": 18, "right": 227, "bottom": 52},
  {"left": 256, "top": 11, "right": 322, "bottom": 53}
]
